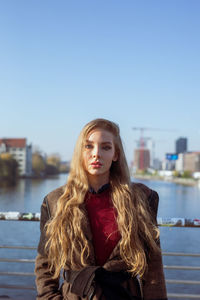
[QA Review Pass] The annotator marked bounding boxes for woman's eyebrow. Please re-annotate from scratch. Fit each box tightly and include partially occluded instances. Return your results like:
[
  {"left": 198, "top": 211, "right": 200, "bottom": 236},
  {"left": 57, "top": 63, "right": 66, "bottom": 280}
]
[
  {"left": 101, "top": 141, "right": 112, "bottom": 145},
  {"left": 85, "top": 140, "right": 112, "bottom": 144},
  {"left": 85, "top": 140, "right": 93, "bottom": 143}
]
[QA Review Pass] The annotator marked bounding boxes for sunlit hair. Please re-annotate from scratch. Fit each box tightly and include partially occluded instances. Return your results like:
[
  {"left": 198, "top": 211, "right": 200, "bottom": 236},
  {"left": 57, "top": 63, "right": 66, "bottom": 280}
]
[{"left": 45, "top": 118, "right": 160, "bottom": 278}]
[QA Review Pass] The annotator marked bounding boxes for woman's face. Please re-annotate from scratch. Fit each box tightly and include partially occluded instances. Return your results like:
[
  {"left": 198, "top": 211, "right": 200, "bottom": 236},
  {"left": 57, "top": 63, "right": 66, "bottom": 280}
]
[{"left": 82, "top": 128, "right": 118, "bottom": 179}]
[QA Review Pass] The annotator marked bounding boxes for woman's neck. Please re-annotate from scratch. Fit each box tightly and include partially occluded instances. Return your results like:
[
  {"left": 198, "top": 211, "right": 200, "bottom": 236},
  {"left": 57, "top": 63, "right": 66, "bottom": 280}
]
[{"left": 88, "top": 175, "right": 109, "bottom": 193}]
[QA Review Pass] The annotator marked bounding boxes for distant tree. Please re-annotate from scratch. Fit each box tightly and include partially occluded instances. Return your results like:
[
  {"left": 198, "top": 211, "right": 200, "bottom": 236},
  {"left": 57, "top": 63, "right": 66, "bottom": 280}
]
[
  {"left": 0, "top": 153, "right": 12, "bottom": 160},
  {"left": 45, "top": 154, "right": 61, "bottom": 175},
  {"left": 32, "top": 152, "right": 46, "bottom": 177},
  {"left": 46, "top": 154, "right": 61, "bottom": 168},
  {"left": 0, "top": 153, "right": 18, "bottom": 185},
  {"left": 173, "top": 170, "right": 181, "bottom": 178},
  {"left": 181, "top": 170, "right": 192, "bottom": 179},
  {"left": 45, "top": 164, "right": 59, "bottom": 175},
  {"left": 59, "top": 161, "right": 70, "bottom": 173}
]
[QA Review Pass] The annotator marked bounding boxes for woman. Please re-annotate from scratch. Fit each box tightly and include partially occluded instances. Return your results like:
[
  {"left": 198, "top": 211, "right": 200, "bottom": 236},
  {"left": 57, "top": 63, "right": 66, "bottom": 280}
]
[{"left": 35, "top": 118, "right": 167, "bottom": 300}]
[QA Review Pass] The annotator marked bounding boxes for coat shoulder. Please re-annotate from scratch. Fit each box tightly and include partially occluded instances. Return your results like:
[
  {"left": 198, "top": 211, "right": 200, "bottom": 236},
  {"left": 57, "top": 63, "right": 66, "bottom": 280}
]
[
  {"left": 131, "top": 182, "right": 159, "bottom": 219},
  {"left": 131, "top": 182, "right": 151, "bottom": 196},
  {"left": 44, "top": 185, "right": 66, "bottom": 217},
  {"left": 46, "top": 185, "right": 66, "bottom": 201}
]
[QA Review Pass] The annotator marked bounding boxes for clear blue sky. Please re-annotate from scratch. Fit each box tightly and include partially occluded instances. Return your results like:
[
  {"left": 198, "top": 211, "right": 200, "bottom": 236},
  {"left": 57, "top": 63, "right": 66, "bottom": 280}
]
[{"left": 1, "top": 0, "right": 200, "bottom": 163}]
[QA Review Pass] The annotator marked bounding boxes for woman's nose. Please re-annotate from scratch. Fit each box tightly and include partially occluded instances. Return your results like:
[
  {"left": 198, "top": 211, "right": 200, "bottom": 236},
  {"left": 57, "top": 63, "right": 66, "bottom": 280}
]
[{"left": 92, "top": 146, "right": 100, "bottom": 158}]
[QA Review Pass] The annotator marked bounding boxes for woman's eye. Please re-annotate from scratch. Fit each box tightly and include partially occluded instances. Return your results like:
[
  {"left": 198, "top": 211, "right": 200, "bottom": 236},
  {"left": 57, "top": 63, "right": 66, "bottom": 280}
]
[
  {"left": 85, "top": 144, "right": 93, "bottom": 149},
  {"left": 103, "top": 146, "right": 112, "bottom": 150}
]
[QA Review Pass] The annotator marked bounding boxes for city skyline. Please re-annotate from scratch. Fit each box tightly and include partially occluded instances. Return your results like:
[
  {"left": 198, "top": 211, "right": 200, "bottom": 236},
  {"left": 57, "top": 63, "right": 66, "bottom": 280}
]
[
  {"left": 0, "top": 134, "right": 195, "bottom": 165},
  {"left": 1, "top": 1, "right": 200, "bottom": 163}
]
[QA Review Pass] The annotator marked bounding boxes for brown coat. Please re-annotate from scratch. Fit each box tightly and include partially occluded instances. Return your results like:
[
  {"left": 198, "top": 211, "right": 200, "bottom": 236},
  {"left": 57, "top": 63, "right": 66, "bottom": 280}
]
[{"left": 35, "top": 183, "right": 168, "bottom": 300}]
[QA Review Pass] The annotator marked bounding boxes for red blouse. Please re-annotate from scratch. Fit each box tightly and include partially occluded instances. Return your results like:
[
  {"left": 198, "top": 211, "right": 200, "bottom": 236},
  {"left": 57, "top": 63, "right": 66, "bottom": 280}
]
[{"left": 85, "top": 186, "right": 121, "bottom": 266}]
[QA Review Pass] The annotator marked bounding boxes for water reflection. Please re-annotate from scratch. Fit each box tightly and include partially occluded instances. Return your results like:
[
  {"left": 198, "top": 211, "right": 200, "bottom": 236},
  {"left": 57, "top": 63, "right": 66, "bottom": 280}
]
[
  {"left": 1, "top": 175, "right": 200, "bottom": 218},
  {"left": 0, "top": 174, "right": 67, "bottom": 212}
]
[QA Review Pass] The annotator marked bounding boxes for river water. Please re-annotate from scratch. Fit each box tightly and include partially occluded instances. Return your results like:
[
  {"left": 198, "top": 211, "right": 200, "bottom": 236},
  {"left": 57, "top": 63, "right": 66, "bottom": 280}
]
[{"left": 0, "top": 174, "right": 200, "bottom": 299}]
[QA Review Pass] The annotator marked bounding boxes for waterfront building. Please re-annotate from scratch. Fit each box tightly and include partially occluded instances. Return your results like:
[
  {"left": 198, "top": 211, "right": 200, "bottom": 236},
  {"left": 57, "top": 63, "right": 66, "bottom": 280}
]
[
  {"left": 163, "top": 153, "right": 178, "bottom": 171},
  {"left": 176, "top": 137, "right": 187, "bottom": 154},
  {"left": 146, "top": 138, "right": 155, "bottom": 168},
  {"left": 175, "top": 153, "right": 184, "bottom": 172},
  {"left": 0, "top": 138, "right": 32, "bottom": 176},
  {"left": 153, "top": 158, "right": 162, "bottom": 170},
  {"left": 162, "top": 159, "right": 176, "bottom": 171},
  {"left": 133, "top": 148, "right": 150, "bottom": 170},
  {"left": 183, "top": 152, "right": 200, "bottom": 173}
]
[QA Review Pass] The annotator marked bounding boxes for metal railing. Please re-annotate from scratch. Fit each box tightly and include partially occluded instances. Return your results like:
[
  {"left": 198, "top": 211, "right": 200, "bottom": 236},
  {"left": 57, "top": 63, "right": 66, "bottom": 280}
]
[
  {"left": 0, "top": 213, "right": 200, "bottom": 299},
  {"left": 163, "top": 251, "right": 200, "bottom": 299},
  {"left": 0, "top": 245, "right": 36, "bottom": 292},
  {"left": 1, "top": 212, "right": 200, "bottom": 227}
]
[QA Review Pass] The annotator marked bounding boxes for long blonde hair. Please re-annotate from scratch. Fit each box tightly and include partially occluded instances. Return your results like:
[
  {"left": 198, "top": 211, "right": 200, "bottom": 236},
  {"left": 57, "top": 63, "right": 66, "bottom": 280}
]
[{"left": 45, "top": 118, "right": 160, "bottom": 278}]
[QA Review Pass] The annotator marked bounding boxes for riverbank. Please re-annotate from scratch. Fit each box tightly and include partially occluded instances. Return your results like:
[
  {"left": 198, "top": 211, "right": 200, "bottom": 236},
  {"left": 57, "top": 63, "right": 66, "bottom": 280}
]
[{"left": 133, "top": 174, "right": 199, "bottom": 187}]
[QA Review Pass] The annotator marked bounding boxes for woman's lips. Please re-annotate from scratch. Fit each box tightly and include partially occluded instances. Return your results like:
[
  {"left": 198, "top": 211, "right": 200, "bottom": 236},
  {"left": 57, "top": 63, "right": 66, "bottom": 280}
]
[{"left": 91, "top": 162, "right": 102, "bottom": 168}]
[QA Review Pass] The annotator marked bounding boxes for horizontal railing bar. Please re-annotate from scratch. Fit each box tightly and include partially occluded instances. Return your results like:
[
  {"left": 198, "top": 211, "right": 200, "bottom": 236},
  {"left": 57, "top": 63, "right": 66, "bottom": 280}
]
[
  {"left": 1, "top": 212, "right": 200, "bottom": 227},
  {"left": 162, "top": 252, "right": 200, "bottom": 257},
  {"left": 164, "top": 265, "right": 200, "bottom": 270},
  {"left": 2, "top": 258, "right": 200, "bottom": 271},
  {"left": 166, "top": 279, "right": 200, "bottom": 285},
  {"left": 1, "top": 246, "right": 200, "bottom": 258},
  {"left": 0, "top": 284, "right": 36, "bottom": 290},
  {"left": 1, "top": 278, "right": 200, "bottom": 297},
  {"left": 157, "top": 217, "right": 200, "bottom": 227},
  {"left": 0, "top": 271, "right": 35, "bottom": 277},
  {"left": 0, "top": 287, "right": 199, "bottom": 299},
  {"left": 167, "top": 293, "right": 200, "bottom": 299},
  {"left": 0, "top": 245, "right": 37, "bottom": 250},
  {"left": 0, "top": 258, "right": 35, "bottom": 263},
  {"left": 1, "top": 287, "right": 199, "bottom": 299},
  {"left": 2, "top": 272, "right": 200, "bottom": 284},
  {"left": 0, "top": 212, "right": 40, "bottom": 221}
]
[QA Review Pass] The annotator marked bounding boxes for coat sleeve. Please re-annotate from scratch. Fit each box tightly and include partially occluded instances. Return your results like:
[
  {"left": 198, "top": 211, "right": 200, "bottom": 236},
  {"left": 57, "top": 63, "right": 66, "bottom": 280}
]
[
  {"left": 35, "top": 197, "right": 63, "bottom": 300},
  {"left": 142, "top": 190, "right": 168, "bottom": 300}
]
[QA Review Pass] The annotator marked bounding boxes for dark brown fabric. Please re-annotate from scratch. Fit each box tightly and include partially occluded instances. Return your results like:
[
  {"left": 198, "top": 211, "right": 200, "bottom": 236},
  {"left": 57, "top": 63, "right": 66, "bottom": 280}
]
[
  {"left": 35, "top": 183, "right": 168, "bottom": 300},
  {"left": 63, "top": 266, "right": 100, "bottom": 297}
]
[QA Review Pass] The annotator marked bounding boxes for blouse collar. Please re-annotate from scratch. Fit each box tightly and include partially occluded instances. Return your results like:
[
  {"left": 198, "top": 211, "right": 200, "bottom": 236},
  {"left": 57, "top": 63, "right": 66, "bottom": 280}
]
[{"left": 89, "top": 183, "right": 110, "bottom": 194}]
